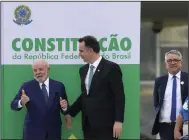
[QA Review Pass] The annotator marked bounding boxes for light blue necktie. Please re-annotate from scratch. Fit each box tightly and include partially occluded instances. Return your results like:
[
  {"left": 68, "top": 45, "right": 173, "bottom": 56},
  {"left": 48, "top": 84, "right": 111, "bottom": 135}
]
[
  {"left": 88, "top": 65, "right": 95, "bottom": 90},
  {"left": 170, "top": 75, "right": 177, "bottom": 121}
]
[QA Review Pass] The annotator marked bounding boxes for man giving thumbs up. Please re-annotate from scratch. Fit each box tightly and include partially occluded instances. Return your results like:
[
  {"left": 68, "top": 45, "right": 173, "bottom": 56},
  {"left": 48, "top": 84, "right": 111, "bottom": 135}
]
[
  {"left": 18, "top": 89, "right": 30, "bottom": 106},
  {"left": 10, "top": 59, "right": 71, "bottom": 140}
]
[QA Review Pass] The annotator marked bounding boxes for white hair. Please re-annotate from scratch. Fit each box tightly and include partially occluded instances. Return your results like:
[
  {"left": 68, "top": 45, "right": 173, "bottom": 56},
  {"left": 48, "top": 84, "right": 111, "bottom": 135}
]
[
  {"left": 165, "top": 50, "right": 183, "bottom": 61},
  {"left": 32, "top": 59, "right": 49, "bottom": 68}
]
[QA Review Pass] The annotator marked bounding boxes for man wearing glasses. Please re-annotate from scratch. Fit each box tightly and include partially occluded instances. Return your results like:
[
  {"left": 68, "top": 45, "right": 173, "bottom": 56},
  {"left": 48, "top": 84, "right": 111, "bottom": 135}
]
[{"left": 151, "top": 50, "right": 188, "bottom": 140}]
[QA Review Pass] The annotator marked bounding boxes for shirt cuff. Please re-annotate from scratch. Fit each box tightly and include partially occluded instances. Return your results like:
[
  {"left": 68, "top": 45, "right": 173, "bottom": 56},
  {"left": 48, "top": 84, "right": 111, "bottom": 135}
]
[{"left": 18, "top": 100, "right": 23, "bottom": 108}]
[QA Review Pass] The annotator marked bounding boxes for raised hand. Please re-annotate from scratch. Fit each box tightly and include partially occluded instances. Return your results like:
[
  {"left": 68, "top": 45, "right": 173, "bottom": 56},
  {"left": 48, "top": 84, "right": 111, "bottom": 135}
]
[
  {"left": 21, "top": 89, "right": 30, "bottom": 105},
  {"left": 60, "top": 97, "right": 67, "bottom": 109}
]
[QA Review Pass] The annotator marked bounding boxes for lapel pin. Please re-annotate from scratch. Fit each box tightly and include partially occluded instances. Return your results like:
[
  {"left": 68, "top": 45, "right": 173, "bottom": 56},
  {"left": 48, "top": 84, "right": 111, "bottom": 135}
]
[
  {"left": 181, "top": 81, "right": 184, "bottom": 85},
  {"left": 98, "top": 69, "right": 100, "bottom": 72}
]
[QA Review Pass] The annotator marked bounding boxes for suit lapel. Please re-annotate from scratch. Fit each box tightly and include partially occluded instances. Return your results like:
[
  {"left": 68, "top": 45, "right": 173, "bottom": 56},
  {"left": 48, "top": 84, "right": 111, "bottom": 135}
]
[
  {"left": 33, "top": 80, "right": 47, "bottom": 108},
  {"left": 180, "top": 71, "right": 185, "bottom": 98},
  {"left": 47, "top": 79, "right": 56, "bottom": 109},
  {"left": 81, "top": 64, "right": 89, "bottom": 95},
  {"left": 89, "top": 58, "right": 105, "bottom": 94},
  {"left": 159, "top": 75, "right": 168, "bottom": 104}
]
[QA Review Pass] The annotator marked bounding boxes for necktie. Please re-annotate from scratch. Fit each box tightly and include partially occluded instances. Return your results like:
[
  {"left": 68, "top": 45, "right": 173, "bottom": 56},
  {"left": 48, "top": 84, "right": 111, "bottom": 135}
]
[
  {"left": 42, "top": 83, "right": 48, "bottom": 103},
  {"left": 88, "top": 65, "right": 95, "bottom": 90},
  {"left": 170, "top": 75, "right": 177, "bottom": 121}
]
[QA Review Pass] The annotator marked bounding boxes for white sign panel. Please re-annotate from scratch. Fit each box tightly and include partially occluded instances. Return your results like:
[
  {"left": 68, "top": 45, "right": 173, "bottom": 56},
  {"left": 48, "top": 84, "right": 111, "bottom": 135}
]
[{"left": 1, "top": 2, "right": 141, "bottom": 64}]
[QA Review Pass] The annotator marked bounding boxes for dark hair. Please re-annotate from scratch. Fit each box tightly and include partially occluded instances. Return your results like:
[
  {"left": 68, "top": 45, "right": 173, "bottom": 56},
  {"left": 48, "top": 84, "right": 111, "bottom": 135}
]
[{"left": 78, "top": 35, "right": 100, "bottom": 53}]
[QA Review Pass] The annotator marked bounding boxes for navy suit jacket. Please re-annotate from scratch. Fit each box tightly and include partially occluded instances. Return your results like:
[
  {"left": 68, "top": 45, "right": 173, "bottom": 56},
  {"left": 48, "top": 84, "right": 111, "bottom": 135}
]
[
  {"left": 11, "top": 78, "right": 69, "bottom": 140},
  {"left": 151, "top": 71, "right": 188, "bottom": 135}
]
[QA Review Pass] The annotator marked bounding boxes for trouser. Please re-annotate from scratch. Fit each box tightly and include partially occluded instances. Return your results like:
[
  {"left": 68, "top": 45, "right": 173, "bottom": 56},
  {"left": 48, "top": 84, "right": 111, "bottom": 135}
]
[
  {"left": 159, "top": 122, "right": 176, "bottom": 140},
  {"left": 83, "top": 116, "right": 118, "bottom": 140}
]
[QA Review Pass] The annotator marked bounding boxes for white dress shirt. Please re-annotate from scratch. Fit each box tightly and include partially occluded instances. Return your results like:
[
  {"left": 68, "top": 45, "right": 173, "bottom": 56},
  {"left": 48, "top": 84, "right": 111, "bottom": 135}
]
[
  {"left": 85, "top": 56, "right": 102, "bottom": 94},
  {"left": 159, "top": 71, "right": 182, "bottom": 122}
]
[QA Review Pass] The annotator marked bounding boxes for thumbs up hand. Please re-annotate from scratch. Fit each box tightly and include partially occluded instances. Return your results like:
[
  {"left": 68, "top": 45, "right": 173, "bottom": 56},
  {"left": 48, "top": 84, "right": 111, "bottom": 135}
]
[
  {"left": 60, "top": 97, "right": 67, "bottom": 109},
  {"left": 21, "top": 89, "right": 30, "bottom": 106}
]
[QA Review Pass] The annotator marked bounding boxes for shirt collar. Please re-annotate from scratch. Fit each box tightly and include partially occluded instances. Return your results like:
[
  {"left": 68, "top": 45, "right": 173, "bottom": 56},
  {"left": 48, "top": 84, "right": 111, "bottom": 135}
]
[
  {"left": 168, "top": 70, "right": 181, "bottom": 80},
  {"left": 39, "top": 77, "right": 49, "bottom": 88},
  {"left": 90, "top": 56, "right": 102, "bottom": 69}
]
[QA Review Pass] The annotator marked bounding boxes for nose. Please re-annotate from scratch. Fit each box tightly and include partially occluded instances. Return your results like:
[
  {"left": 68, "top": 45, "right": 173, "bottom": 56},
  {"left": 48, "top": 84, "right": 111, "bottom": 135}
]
[
  {"left": 171, "top": 61, "right": 176, "bottom": 64},
  {"left": 36, "top": 70, "right": 41, "bottom": 75}
]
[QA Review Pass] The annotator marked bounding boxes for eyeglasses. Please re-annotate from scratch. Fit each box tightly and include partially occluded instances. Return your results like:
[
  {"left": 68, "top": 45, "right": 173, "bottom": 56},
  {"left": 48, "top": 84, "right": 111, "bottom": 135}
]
[{"left": 166, "top": 59, "right": 181, "bottom": 64}]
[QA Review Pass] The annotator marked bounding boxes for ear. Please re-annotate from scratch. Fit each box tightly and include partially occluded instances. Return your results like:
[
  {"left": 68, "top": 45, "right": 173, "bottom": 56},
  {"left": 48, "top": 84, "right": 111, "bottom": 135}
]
[
  {"left": 180, "top": 60, "right": 183, "bottom": 65},
  {"left": 89, "top": 48, "right": 94, "bottom": 53},
  {"left": 164, "top": 61, "right": 169, "bottom": 70},
  {"left": 164, "top": 61, "right": 167, "bottom": 67}
]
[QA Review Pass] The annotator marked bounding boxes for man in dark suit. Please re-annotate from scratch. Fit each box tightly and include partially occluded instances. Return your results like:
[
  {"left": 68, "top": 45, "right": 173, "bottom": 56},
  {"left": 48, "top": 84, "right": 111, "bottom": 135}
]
[
  {"left": 152, "top": 50, "right": 188, "bottom": 140},
  {"left": 68, "top": 35, "right": 125, "bottom": 140},
  {"left": 11, "top": 59, "right": 72, "bottom": 140}
]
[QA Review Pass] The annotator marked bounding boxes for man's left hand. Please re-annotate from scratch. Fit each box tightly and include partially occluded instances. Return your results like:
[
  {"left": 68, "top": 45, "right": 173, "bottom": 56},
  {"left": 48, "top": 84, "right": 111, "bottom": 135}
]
[
  {"left": 65, "top": 114, "right": 72, "bottom": 129},
  {"left": 60, "top": 97, "right": 67, "bottom": 109},
  {"left": 113, "top": 121, "right": 122, "bottom": 138}
]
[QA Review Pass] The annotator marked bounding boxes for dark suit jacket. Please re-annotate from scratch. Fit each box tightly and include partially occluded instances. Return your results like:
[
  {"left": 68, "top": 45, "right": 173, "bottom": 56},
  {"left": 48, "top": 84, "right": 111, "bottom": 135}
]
[
  {"left": 69, "top": 57, "right": 125, "bottom": 130},
  {"left": 11, "top": 78, "right": 68, "bottom": 140},
  {"left": 151, "top": 71, "right": 188, "bottom": 135}
]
